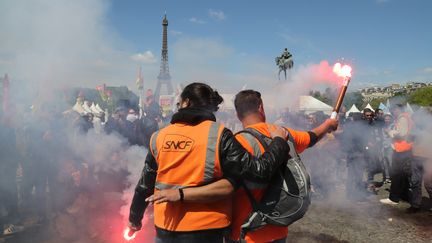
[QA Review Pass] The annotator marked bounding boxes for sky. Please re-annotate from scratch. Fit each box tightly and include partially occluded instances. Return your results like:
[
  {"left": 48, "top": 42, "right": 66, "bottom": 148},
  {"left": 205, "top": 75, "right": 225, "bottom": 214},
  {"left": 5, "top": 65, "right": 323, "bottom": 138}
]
[{"left": 1, "top": 0, "right": 432, "bottom": 94}]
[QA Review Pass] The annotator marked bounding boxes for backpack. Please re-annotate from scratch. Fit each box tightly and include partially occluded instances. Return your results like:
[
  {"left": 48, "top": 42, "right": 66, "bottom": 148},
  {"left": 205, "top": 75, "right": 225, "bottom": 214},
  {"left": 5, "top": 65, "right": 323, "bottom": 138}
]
[{"left": 236, "top": 127, "right": 312, "bottom": 237}]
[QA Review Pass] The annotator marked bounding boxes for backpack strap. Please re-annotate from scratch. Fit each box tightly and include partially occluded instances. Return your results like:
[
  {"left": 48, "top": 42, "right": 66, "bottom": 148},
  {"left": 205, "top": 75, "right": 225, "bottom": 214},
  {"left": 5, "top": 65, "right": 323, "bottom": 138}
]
[
  {"left": 234, "top": 128, "right": 273, "bottom": 212},
  {"left": 238, "top": 128, "right": 272, "bottom": 150},
  {"left": 285, "top": 130, "right": 300, "bottom": 160},
  {"left": 234, "top": 127, "right": 282, "bottom": 212},
  {"left": 239, "top": 127, "right": 299, "bottom": 160}
]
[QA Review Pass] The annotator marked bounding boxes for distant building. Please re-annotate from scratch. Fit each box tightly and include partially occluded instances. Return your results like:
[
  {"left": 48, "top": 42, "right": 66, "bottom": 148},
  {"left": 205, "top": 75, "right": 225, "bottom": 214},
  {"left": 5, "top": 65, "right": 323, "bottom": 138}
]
[
  {"left": 154, "top": 14, "right": 175, "bottom": 115},
  {"left": 359, "top": 81, "right": 429, "bottom": 102}
]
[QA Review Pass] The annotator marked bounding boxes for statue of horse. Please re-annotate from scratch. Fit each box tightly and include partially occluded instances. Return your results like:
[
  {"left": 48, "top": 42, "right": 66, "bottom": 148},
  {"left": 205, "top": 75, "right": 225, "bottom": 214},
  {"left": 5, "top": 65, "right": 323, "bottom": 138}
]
[{"left": 275, "top": 56, "right": 294, "bottom": 80}]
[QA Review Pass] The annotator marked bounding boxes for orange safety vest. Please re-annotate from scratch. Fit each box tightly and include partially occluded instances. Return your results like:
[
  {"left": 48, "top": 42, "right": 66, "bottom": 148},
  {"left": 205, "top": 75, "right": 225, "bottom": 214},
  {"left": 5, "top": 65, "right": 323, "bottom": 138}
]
[
  {"left": 230, "top": 123, "right": 288, "bottom": 243},
  {"left": 393, "top": 112, "right": 414, "bottom": 152},
  {"left": 150, "top": 120, "right": 231, "bottom": 231}
]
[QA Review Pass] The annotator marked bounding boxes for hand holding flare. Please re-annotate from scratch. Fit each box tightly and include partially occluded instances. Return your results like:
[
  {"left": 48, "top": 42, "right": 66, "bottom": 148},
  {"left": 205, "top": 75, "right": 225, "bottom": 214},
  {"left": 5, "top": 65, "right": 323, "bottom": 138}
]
[{"left": 123, "top": 227, "right": 137, "bottom": 241}]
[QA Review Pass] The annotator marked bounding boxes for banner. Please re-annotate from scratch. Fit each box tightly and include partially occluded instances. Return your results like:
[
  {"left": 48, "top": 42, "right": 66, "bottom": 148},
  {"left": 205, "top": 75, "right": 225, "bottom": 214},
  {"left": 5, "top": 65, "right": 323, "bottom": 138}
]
[{"left": 159, "top": 95, "right": 174, "bottom": 115}]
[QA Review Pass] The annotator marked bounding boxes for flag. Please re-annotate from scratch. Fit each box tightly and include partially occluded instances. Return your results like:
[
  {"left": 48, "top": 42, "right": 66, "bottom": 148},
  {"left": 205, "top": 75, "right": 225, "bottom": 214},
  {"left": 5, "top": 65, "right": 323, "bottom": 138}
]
[{"left": 136, "top": 66, "right": 144, "bottom": 90}]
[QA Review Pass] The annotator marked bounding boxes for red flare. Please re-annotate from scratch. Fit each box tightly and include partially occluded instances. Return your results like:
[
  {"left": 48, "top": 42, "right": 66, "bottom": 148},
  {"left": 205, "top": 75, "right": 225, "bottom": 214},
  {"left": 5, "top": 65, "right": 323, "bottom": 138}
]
[
  {"left": 333, "top": 63, "right": 352, "bottom": 78},
  {"left": 123, "top": 228, "right": 137, "bottom": 241}
]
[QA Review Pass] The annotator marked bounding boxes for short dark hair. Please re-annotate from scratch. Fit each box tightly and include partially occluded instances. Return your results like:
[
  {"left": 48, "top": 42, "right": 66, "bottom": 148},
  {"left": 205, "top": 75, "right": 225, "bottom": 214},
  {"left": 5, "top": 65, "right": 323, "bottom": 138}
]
[
  {"left": 180, "top": 82, "right": 223, "bottom": 111},
  {"left": 234, "top": 90, "right": 262, "bottom": 120}
]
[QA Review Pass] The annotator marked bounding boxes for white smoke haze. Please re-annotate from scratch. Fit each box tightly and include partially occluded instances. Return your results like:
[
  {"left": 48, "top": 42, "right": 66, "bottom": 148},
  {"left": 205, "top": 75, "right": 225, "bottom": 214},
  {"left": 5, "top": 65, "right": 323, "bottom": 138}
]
[
  {"left": 119, "top": 146, "right": 147, "bottom": 220},
  {"left": 1, "top": 0, "right": 432, "bottom": 242},
  {"left": 0, "top": 1, "right": 153, "bottom": 242},
  {"left": 0, "top": 0, "right": 158, "bottom": 98},
  {"left": 265, "top": 60, "right": 339, "bottom": 110},
  {"left": 69, "top": 129, "right": 146, "bottom": 175},
  {"left": 411, "top": 107, "right": 432, "bottom": 164}
]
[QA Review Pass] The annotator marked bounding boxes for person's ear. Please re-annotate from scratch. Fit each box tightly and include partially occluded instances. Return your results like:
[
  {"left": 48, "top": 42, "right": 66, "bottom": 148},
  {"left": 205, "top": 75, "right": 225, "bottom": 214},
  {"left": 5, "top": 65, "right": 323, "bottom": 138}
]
[
  {"left": 181, "top": 98, "right": 190, "bottom": 108},
  {"left": 258, "top": 103, "right": 265, "bottom": 113}
]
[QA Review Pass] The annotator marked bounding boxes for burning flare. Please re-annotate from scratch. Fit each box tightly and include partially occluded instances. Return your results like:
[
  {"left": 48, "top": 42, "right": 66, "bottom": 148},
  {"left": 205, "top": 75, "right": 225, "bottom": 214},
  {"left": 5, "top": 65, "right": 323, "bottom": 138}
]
[
  {"left": 330, "top": 62, "right": 353, "bottom": 119},
  {"left": 333, "top": 63, "right": 352, "bottom": 78},
  {"left": 123, "top": 228, "right": 137, "bottom": 241}
]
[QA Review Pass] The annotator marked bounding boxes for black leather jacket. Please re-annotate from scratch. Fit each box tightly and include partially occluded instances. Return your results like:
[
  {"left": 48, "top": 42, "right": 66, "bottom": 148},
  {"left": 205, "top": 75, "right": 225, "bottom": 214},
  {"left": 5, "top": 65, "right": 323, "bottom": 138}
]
[{"left": 129, "top": 107, "right": 290, "bottom": 228}]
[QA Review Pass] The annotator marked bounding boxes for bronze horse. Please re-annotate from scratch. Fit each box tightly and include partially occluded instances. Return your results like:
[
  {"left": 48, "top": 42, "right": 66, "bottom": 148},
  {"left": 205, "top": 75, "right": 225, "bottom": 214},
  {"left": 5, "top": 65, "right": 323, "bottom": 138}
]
[{"left": 275, "top": 56, "right": 294, "bottom": 80}]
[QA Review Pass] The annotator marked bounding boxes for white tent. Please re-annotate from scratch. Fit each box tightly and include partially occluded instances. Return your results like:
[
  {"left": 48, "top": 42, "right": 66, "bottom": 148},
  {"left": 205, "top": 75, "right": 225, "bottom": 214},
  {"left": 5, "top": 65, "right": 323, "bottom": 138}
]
[
  {"left": 90, "top": 102, "right": 103, "bottom": 116},
  {"left": 346, "top": 104, "right": 360, "bottom": 117},
  {"left": 82, "top": 101, "right": 92, "bottom": 114},
  {"left": 95, "top": 104, "right": 104, "bottom": 113},
  {"left": 298, "top": 96, "right": 333, "bottom": 115},
  {"left": 72, "top": 101, "right": 86, "bottom": 115},
  {"left": 378, "top": 102, "right": 391, "bottom": 114},
  {"left": 364, "top": 103, "right": 375, "bottom": 112}
]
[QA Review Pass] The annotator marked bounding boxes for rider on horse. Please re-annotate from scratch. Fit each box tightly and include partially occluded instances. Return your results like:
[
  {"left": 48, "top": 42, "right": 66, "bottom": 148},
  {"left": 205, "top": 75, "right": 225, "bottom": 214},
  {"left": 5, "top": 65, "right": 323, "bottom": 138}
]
[{"left": 282, "top": 48, "right": 292, "bottom": 60}]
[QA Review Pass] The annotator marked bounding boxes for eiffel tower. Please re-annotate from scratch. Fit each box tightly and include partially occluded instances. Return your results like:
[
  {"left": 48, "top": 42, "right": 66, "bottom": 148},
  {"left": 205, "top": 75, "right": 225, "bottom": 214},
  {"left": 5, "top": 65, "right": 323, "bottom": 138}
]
[{"left": 154, "top": 14, "right": 174, "bottom": 103}]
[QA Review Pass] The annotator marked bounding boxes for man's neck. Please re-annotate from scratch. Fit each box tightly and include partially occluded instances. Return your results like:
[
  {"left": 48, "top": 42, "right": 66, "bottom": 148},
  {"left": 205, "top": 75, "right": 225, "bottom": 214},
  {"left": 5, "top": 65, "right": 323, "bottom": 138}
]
[{"left": 241, "top": 114, "right": 265, "bottom": 128}]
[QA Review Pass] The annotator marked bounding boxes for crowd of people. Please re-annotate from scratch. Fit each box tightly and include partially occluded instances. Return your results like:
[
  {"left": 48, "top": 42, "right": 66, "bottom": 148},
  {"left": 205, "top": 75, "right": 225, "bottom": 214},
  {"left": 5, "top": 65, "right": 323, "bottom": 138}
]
[
  {"left": 0, "top": 92, "right": 161, "bottom": 241},
  {"left": 1, "top": 83, "right": 431, "bottom": 242},
  {"left": 275, "top": 103, "right": 432, "bottom": 213}
]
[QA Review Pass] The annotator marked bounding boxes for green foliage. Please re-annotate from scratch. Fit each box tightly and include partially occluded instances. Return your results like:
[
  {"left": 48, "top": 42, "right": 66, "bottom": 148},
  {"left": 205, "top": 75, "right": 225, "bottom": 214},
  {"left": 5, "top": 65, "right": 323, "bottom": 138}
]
[
  {"left": 343, "top": 91, "right": 363, "bottom": 109},
  {"left": 408, "top": 87, "right": 432, "bottom": 106},
  {"left": 309, "top": 88, "right": 337, "bottom": 106}
]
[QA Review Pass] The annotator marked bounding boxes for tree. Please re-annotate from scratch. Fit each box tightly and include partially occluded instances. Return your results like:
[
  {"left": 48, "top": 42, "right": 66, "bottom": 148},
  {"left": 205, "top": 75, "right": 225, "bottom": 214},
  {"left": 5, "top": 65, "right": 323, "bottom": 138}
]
[
  {"left": 309, "top": 88, "right": 336, "bottom": 106},
  {"left": 343, "top": 91, "right": 363, "bottom": 109},
  {"left": 408, "top": 87, "right": 432, "bottom": 107}
]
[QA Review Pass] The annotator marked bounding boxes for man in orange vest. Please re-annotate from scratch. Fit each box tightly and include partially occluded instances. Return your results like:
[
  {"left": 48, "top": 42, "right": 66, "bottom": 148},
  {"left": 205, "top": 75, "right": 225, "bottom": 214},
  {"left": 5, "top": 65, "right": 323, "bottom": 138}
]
[
  {"left": 149, "top": 89, "right": 338, "bottom": 243},
  {"left": 229, "top": 90, "right": 337, "bottom": 243},
  {"left": 128, "top": 83, "right": 291, "bottom": 243},
  {"left": 380, "top": 104, "right": 414, "bottom": 207}
]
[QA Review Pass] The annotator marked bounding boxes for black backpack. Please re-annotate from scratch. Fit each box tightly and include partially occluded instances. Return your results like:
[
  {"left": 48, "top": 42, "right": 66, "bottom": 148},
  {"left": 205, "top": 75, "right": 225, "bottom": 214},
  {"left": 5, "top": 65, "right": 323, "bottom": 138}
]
[{"left": 236, "top": 127, "right": 312, "bottom": 237}]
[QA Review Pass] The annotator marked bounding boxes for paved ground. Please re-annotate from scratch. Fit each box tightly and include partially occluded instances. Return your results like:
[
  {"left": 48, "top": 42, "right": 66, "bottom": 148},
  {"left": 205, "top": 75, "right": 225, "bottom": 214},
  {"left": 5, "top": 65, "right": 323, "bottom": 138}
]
[
  {"left": 288, "top": 184, "right": 432, "bottom": 243},
  {"left": 2, "top": 184, "right": 431, "bottom": 243}
]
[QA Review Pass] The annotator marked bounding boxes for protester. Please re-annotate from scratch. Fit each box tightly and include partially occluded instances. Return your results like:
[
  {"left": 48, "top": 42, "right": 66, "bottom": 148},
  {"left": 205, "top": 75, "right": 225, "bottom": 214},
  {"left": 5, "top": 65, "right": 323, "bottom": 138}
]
[
  {"left": 147, "top": 89, "right": 338, "bottom": 243},
  {"left": 381, "top": 114, "right": 394, "bottom": 183},
  {"left": 380, "top": 104, "right": 413, "bottom": 206},
  {"left": 2, "top": 84, "right": 432, "bottom": 242},
  {"left": 227, "top": 90, "right": 337, "bottom": 243},
  {"left": 105, "top": 106, "right": 136, "bottom": 145},
  {"left": 362, "top": 108, "right": 384, "bottom": 189},
  {"left": 143, "top": 89, "right": 162, "bottom": 120},
  {"left": 127, "top": 83, "right": 290, "bottom": 243},
  {"left": 338, "top": 112, "right": 369, "bottom": 200}
]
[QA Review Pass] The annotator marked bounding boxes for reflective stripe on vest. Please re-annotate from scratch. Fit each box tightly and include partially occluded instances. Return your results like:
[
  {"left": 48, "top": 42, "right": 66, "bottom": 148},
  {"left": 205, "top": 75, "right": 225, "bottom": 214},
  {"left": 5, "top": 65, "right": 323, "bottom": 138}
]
[
  {"left": 239, "top": 133, "right": 268, "bottom": 190},
  {"left": 393, "top": 112, "right": 413, "bottom": 152},
  {"left": 150, "top": 130, "right": 159, "bottom": 158},
  {"left": 204, "top": 122, "right": 219, "bottom": 182},
  {"left": 151, "top": 120, "right": 231, "bottom": 231}
]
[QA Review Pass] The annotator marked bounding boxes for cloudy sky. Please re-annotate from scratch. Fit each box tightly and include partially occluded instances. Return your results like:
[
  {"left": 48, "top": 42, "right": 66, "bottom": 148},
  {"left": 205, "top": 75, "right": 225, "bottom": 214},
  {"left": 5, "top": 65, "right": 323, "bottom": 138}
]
[{"left": 1, "top": 0, "right": 431, "bottom": 93}]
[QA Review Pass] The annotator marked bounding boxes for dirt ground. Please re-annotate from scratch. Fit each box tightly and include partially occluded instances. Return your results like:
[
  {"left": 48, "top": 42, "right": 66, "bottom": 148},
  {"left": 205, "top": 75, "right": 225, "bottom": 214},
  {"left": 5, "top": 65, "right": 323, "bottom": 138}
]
[{"left": 287, "top": 184, "right": 432, "bottom": 243}]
